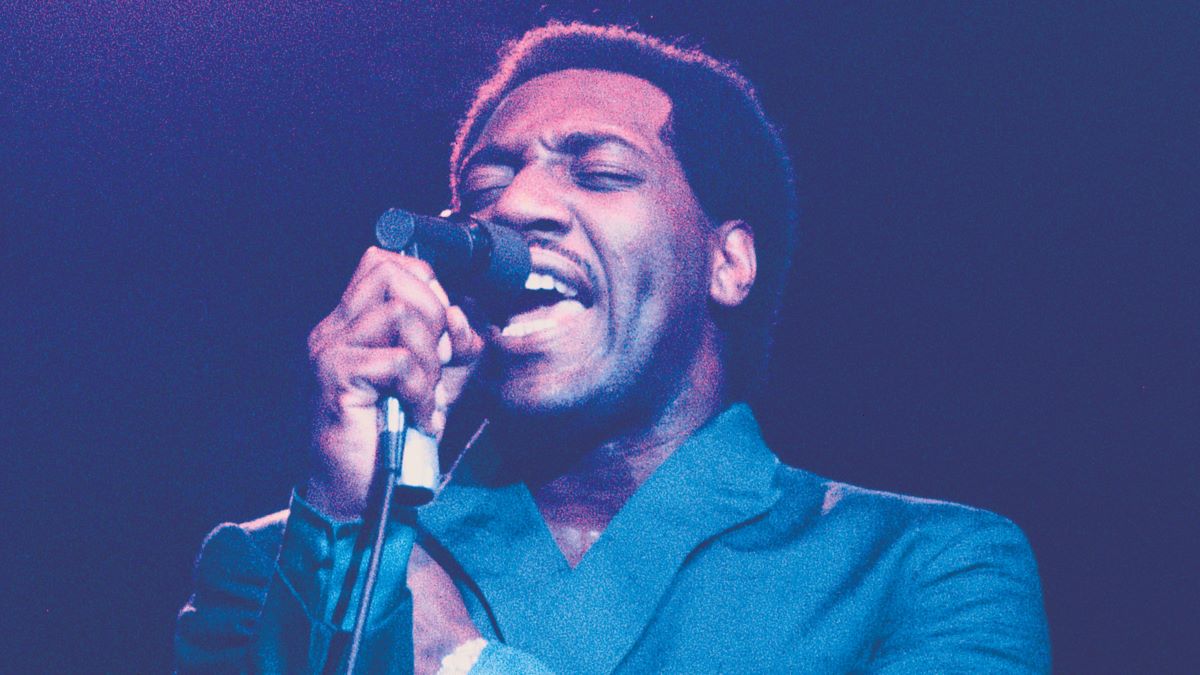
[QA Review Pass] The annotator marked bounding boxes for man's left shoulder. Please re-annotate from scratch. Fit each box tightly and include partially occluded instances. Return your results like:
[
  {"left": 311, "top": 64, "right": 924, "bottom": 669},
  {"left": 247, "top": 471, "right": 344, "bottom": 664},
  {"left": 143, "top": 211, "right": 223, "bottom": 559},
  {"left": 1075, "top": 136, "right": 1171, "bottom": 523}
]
[{"left": 771, "top": 464, "right": 1035, "bottom": 562}]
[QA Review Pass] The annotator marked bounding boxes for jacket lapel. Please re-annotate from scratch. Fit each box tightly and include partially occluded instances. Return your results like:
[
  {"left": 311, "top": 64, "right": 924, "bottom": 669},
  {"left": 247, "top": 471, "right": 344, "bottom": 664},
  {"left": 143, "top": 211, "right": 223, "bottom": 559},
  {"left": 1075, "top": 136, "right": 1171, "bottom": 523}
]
[{"left": 420, "top": 404, "right": 782, "bottom": 673}]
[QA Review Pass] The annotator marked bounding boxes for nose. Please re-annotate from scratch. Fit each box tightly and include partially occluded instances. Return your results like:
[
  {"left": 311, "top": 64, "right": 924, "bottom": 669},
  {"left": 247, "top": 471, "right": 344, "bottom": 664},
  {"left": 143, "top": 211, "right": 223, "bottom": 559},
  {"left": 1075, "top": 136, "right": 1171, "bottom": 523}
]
[{"left": 487, "top": 165, "right": 570, "bottom": 239}]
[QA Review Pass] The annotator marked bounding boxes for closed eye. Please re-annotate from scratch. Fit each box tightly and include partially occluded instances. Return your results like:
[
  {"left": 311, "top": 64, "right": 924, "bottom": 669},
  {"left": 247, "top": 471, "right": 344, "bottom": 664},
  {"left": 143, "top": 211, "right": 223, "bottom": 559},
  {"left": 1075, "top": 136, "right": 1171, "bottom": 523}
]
[
  {"left": 460, "top": 185, "right": 505, "bottom": 212},
  {"left": 460, "top": 164, "right": 513, "bottom": 211},
  {"left": 573, "top": 165, "right": 643, "bottom": 192}
]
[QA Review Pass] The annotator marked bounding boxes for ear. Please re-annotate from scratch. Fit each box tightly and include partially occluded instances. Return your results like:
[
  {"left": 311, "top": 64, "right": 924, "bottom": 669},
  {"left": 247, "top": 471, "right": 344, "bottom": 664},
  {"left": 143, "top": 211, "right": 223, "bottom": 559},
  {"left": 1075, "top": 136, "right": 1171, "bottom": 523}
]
[{"left": 709, "top": 220, "right": 757, "bottom": 307}]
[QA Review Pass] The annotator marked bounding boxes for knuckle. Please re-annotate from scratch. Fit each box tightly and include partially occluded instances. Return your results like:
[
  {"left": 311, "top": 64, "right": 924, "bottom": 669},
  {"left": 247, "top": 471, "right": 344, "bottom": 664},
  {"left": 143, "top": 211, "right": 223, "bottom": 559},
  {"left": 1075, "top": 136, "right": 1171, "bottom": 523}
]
[
  {"left": 396, "top": 348, "right": 435, "bottom": 385},
  {"left": 392, "top": 347, "right": 413, "bottom": 373},
  {"left": 335, "top": 391, "right": 360, "bottom": 412},
  {"left": 384, "top": 299, "right": 442, "bottom": 337},
  {"left": 363, "top": 246, "right": 388, "bottom": 264},
  {"left": 404, "top": 368, "right": 426, "bottom": 395},
  {"left": 307, "top": 324, "right": 330, "bottom": 359},
  {"left": 401, "top": 360, "right": 435, "bottom": 396},
  {"left": 403, "top": 256, "right": 435, "bottom": 281},
  {"left": 314, "top": 346, "right": 350, "bottom": 382},
  {"left": 377, "top": 269, "right": 413, "bottom": 304},
  {"left": 382, "top": 297, "right": 417, "bottom": 322}
]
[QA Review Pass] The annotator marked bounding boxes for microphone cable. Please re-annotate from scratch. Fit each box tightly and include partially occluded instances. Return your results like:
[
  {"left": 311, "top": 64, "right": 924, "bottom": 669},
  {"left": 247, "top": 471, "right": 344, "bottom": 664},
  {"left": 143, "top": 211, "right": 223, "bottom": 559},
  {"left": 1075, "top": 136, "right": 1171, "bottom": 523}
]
[
  {"left": 343, "top": 396, "right": 434, "bottom": 673},
  {"left": 341, "top": 211, "right": 528, "bottom": 672}
]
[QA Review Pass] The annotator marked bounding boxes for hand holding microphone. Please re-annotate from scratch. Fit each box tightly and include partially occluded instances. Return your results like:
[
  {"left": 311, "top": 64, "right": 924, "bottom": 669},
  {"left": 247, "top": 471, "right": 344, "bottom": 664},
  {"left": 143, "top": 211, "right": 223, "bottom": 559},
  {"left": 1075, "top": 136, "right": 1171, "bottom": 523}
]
[{"left": 304, "top": 210, "right": 529, "bottom": 520}]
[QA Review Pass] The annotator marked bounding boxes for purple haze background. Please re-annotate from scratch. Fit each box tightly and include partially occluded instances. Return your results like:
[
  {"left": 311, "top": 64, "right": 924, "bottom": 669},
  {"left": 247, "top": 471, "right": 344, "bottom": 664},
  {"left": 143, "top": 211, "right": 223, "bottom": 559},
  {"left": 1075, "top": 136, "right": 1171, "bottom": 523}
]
[{"left": 2, "top": 1, "right": 1196, "bottom": 671}]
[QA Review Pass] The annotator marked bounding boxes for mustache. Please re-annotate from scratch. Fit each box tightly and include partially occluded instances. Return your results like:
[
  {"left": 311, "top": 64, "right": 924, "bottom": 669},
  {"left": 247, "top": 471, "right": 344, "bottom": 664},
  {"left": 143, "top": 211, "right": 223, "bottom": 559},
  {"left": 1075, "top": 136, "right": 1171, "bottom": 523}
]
[{"left": 526, "top": 238, "right": 602, "bottom": 297}]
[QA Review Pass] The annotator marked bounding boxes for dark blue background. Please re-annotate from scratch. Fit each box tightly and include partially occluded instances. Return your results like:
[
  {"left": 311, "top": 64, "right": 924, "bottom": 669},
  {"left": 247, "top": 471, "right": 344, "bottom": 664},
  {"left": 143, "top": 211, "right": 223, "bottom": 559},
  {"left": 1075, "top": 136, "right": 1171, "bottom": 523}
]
[{"left": 2, "top": 2, "right": 1195, "bottom": 671}]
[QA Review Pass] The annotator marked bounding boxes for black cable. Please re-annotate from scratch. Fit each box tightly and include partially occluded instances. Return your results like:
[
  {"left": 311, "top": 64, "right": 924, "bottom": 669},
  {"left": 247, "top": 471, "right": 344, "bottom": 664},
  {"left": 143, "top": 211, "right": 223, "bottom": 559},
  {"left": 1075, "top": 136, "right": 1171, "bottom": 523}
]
[{"left": 343, "top": 397, "right": 407, "bottom": 674}]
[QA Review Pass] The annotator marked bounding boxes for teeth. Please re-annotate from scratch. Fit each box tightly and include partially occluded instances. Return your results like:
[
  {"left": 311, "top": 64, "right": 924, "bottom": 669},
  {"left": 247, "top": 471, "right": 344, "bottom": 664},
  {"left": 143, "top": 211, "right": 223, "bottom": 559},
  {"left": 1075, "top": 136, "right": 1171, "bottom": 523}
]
[
  {"left": 554, "top": 299, "right": 585, "bottom": 315},
  {"left": 501, "top": 318, "right": 557, "bottom": 337},
  {"left": 524, "top": 272, "right": 554, "bottom": 290},
  {"left": 524, "top": 272, "right": 578, "bottom": 299},
  {"left": 553, "top": 279, "right": 577, "bottom": 298}
]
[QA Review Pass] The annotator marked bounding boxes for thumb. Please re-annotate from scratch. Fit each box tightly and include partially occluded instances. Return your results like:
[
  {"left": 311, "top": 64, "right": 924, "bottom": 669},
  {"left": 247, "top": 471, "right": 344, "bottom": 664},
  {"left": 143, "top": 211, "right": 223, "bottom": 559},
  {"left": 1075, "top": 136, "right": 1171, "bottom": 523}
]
[{"left": 444, "top": 305, "right": 485, "bottom": 368}]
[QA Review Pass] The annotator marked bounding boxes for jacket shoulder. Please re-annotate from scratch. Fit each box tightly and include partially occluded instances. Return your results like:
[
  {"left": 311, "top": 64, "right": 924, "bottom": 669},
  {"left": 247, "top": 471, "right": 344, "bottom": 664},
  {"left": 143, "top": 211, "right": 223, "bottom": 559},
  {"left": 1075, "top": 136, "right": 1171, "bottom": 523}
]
[
  {"left": 238, "top": 508, "right": 289, "bottom": 559},
  {"left": 772, "top": 464, "right": 1029, "bottom": 551},
  {"left": 184, "top": 509, "right": 290, "bottom": 595},
  {"left": 176, "top": 510, "right": 290, "bottom": 667}
]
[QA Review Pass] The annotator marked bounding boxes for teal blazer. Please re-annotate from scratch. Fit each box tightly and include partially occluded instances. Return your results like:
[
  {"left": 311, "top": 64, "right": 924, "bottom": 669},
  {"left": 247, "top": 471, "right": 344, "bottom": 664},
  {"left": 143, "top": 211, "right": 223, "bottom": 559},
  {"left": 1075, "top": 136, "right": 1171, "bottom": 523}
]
[{"left": 177, "top": 404, "right": 1050, "bottom": 673}]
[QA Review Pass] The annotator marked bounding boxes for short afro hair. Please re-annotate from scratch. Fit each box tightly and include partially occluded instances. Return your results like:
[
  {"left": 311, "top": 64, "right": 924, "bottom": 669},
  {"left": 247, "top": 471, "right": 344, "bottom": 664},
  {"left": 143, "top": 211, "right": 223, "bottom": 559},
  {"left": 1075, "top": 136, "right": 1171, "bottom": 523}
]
[{"left": 450, "top": 22, "right": 798, "bottom": 399}]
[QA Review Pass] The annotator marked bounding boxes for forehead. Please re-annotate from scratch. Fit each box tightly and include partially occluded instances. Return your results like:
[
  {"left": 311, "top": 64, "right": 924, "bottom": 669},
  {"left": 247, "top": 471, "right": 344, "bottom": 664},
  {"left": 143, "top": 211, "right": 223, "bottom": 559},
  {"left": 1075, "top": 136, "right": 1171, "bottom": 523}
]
[{"left": 469, "top": 69, "right": 674, "bottom": 156}]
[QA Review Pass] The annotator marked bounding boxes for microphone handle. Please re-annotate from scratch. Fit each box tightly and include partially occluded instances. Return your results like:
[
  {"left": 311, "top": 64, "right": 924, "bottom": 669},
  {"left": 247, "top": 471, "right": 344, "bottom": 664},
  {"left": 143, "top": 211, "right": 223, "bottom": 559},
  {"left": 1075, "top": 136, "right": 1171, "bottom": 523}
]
[
  {"left": 344, "top": 396, "right": 438, "bottom": 673},
  {"left": 379, "top": 395, "right": 440, "bottom": 498}
]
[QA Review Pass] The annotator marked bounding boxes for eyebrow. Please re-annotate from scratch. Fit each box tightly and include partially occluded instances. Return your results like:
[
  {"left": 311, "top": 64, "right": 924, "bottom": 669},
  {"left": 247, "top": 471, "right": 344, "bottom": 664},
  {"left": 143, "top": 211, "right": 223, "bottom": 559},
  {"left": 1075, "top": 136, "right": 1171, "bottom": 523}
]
[
  {"left": 461, "top": 130, "right": 649, "bottom": 176},
  {"left": 554, "top": 131, "right": 649, "bottom": 159}
]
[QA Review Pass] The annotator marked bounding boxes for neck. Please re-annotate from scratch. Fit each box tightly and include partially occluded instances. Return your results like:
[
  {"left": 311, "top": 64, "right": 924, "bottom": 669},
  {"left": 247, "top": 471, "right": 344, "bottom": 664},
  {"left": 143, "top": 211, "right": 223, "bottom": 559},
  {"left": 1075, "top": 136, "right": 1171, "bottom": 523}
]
[{"left": 486, "top": 350, "right": 729, "bottom": 567}]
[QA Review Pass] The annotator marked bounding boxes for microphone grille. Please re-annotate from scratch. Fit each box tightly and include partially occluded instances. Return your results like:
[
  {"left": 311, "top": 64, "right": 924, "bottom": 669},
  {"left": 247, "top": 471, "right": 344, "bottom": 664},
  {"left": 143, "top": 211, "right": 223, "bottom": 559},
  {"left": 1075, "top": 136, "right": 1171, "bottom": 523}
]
[{"left": 374, "top": 209, "right": 417, "bottom": 251}]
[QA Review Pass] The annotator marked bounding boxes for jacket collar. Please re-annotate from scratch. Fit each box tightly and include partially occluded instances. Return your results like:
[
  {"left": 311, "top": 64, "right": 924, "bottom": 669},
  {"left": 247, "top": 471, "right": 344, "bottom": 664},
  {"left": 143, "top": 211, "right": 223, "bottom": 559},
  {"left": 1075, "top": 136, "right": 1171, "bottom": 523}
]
[{"left": 419, "top": 403, "right": 782, "bottom": 672}]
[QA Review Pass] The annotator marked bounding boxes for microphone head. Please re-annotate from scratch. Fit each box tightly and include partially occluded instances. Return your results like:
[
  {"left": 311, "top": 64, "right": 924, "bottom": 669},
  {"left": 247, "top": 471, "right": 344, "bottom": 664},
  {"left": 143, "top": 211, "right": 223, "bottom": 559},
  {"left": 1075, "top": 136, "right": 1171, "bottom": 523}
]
[
  {"left": 374, "top": 209, "right": 417, "bottom": 251},
  {"left": 478, "top": 219, "right": 532, "bottom": 308},
  {"left": 373, "top": 208, "right": 530, "bottom": 319}
]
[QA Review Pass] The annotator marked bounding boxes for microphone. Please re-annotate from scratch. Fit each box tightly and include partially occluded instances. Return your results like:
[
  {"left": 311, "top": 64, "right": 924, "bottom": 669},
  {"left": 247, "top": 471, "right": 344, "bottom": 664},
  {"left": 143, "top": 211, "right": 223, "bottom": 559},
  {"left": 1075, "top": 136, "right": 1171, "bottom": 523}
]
[
  {"left": 370, "top": 207, "right": 531, "bottom": 494},
  {"left": 374, "top": 208, "right": 531, "bottom": 317},
  {"left": 367, "top": 207, "right": 534, "bottom": 495},
  {"left": 347, "top": 209, "right": 531, "bottom": 673}
]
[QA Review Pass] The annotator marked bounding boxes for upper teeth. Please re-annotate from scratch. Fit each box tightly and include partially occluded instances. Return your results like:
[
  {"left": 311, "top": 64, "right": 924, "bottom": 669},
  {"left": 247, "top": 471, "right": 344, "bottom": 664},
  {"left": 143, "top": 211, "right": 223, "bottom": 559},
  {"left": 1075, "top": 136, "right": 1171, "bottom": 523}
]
[{"left": 524, "top": 271, "right": 577, "bottom": 299}]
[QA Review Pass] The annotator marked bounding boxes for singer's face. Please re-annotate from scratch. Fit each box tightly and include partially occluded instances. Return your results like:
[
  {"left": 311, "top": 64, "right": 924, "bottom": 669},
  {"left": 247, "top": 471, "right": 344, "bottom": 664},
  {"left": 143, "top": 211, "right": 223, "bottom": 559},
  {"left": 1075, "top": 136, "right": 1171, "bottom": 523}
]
[{"left": 458, "top": 69, "right": 720, "bottom": 420}]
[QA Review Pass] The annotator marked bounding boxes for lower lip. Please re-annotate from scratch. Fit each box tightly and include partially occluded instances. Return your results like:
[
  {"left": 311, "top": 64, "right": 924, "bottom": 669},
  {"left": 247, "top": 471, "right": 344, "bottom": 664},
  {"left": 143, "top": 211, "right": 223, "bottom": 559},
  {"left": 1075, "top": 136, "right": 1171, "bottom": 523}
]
[{"left": 490, "top": 300, "right": 591, "bottom": 353}]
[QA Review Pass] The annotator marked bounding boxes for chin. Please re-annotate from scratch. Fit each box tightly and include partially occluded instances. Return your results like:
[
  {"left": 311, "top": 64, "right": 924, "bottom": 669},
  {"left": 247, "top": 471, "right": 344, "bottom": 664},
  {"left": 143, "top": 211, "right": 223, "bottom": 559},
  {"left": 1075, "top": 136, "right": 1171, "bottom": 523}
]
[
  {"left": 479, "top": 375, "right": 634, "bottom": 476},
  {"left": 478, "top": 363, "right": 625, "bottom": 427},
  {"left": 475, "top": 341, "right": 672, "bottom": 438},
  {"left": 478, "top": 347, "right": 586, "bottom": 406},
  {"left": 494, "top": 376, "right": 600, "bottom": 417}
]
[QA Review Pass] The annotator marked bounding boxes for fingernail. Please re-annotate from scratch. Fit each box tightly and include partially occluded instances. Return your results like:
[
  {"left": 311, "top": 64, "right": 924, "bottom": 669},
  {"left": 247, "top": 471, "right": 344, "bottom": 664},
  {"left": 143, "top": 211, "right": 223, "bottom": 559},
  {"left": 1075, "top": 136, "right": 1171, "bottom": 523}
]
[
  {"left": 428, "top": 279, "right": 451, "bottom": 308},
  {"left": 434, "top": 382, "right": 449, "bottom": 409},
  {"left": 437, "top": 332, "right": 452, "bottom": 364}
]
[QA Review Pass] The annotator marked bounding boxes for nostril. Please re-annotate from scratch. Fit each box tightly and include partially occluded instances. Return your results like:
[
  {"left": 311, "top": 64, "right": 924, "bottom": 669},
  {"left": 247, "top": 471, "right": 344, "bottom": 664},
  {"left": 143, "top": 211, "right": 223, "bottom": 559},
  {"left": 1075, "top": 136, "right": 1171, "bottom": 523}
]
[
  {"left": 523, "top": 218, "right": 565, "bottom": 234},
  {"left": 494, "top": 216, "right": 568, "bottom": 240}
]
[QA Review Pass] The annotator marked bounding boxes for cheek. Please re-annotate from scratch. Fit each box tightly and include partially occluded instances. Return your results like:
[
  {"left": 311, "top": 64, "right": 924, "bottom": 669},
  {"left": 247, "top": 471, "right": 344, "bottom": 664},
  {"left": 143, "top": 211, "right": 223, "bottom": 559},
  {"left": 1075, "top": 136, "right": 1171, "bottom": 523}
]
[
  {"left": 591, "top": 188, "right": 711, "bottom": 315},
  {"left": 617, "top": 232, "right": 710, "bottom": 335}
]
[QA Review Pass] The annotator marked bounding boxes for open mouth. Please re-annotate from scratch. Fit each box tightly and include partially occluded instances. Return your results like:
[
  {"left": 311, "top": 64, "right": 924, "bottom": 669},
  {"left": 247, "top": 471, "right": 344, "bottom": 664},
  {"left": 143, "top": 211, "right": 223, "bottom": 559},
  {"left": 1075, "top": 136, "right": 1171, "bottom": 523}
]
[{"left": 500, "top": 266, "right": 596, "bottom": 338}]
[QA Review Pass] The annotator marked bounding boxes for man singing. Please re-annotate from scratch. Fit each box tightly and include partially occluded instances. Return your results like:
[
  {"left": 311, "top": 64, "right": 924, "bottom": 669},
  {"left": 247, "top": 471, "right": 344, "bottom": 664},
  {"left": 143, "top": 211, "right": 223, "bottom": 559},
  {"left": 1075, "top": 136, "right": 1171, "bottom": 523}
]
[{"left": 177, "top": 23, "right": 1050, "bottom": 673}]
